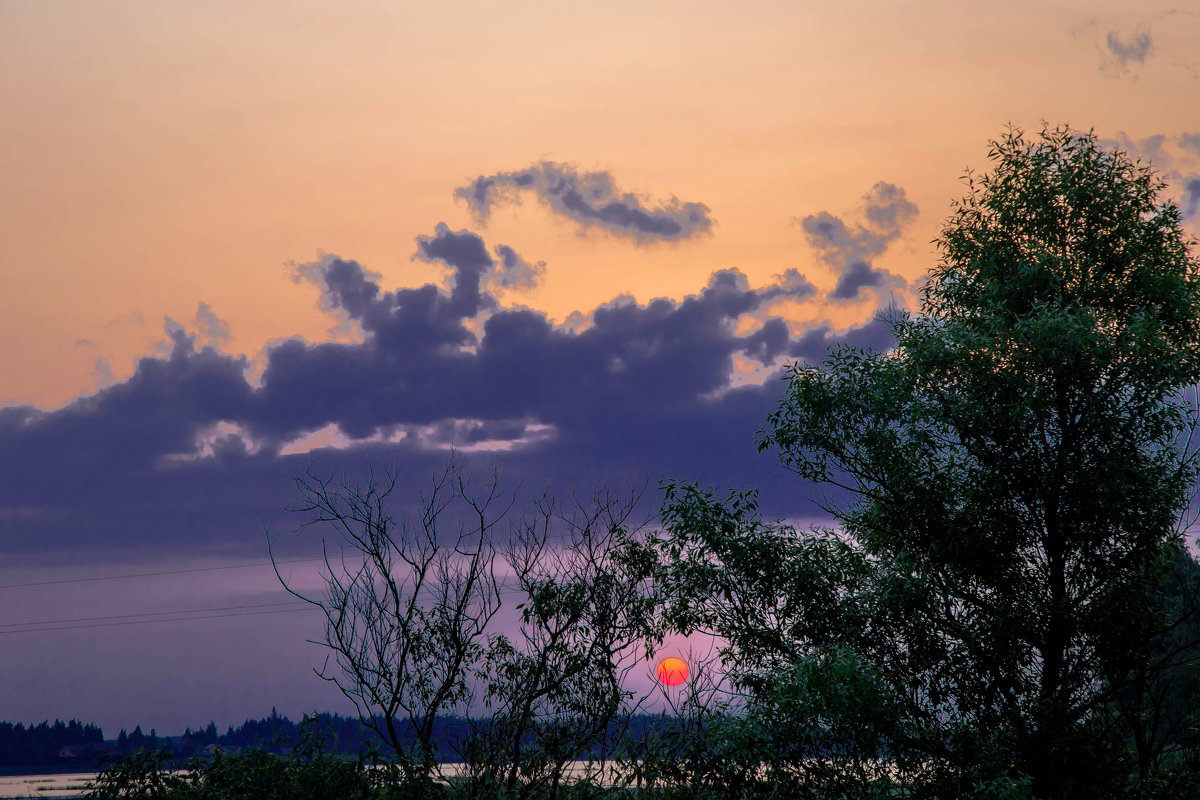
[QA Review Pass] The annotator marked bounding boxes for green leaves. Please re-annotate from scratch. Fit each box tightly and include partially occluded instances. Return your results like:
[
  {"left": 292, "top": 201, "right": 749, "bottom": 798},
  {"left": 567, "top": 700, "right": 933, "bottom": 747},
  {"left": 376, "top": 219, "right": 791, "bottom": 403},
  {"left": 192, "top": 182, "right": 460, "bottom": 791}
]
[{"left": 660, "top": 124, "right": 1200, "bottom": 798}]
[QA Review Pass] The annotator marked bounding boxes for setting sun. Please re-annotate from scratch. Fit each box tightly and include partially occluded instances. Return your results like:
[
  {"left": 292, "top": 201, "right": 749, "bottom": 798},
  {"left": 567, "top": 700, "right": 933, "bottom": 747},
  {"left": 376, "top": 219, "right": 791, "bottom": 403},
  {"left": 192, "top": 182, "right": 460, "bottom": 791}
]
[{"left": 656, "top": 657, "right": 688, "bottom": 687}]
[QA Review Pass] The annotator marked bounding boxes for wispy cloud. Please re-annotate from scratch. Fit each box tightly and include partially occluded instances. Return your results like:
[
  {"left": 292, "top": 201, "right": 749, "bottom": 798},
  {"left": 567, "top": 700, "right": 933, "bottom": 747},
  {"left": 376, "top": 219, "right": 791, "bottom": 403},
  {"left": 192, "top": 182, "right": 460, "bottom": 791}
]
[
  {"left": 490, "top": 244, "right": 545, "bottom": 293},
  {"left": 456, "top": 162, "right": 714, "bottom": 244},
  {"left": 1105, "top": 29, "right": 1153, "bottom": 68},
  {"left": 797, "top": 182, "right": 917, "bottom": 302}
]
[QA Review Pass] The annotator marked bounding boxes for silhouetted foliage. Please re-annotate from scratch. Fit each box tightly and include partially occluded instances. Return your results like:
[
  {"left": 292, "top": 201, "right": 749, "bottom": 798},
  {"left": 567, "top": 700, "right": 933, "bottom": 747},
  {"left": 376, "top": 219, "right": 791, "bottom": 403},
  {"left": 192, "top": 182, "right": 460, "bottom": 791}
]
[
  {"left": 272, "top": 459, "right": 507, "bottom": 781},
  {"left": 86, "top": 715, "right": 402, "bottom": 800},
  {"left": 270, "top": 460, "right": 660, "bottom": 798},
  {"left": 654, "top": 124, "right": 1200, "bottom": 798},
  {"left": 81, "top": 713, "right": 679, "bottom": 800},
  {"left": 458, "top": 485, "right": 657, "bottom": 799}
]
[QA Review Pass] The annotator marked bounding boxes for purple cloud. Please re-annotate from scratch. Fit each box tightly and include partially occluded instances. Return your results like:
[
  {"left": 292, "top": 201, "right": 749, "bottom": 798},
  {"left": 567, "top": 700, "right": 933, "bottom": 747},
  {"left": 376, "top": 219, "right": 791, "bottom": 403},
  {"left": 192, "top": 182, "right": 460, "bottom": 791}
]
[
  {"left": 798, "top": 182, "right": 917, "bottom": 301},
  {"left": 456, "top": 162, "right": 713, "bottom": 244},
  {"left": 0, "top": 225, "right": 892, "bottom": 560},
  {"left": 1106, "top": 29, "right": 1153, "bottom": 67},
  {"left": 490, "top": 244, "right": 546, "bottom": 292},
  {"left": 1102, "top": 132, "right": 1200, "bottom": 223},
  {"left": 1182, "top": 175, "right": 1200, "bottom": 222}
]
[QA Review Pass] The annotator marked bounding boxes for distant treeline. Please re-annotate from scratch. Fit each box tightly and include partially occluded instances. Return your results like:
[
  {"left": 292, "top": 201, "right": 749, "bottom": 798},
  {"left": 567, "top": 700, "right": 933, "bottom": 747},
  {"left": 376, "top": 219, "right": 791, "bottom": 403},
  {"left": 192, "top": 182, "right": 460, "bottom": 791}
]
[
  {"left": 177, "top": 709, "right": 376, "bottom": 757},
  {"left": 0, "top": 710, "right": 665, "bottom": 773},
  {"left": 0, "top": 710, "right": 371, "bottom": 772},
  {"left": 0, "top": 719, "right": 104, "bottom": 771}
]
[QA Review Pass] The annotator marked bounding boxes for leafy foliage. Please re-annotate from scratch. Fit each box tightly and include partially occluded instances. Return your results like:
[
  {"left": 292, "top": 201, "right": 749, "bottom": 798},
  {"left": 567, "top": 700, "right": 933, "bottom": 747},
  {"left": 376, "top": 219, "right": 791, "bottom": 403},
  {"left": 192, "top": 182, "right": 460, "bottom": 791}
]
[
  {"left": 656, "top": 125, "right": 1200, "bottom": 798},
  {"left": 85, "top": 715, "right": 435, "bottom": 800}
]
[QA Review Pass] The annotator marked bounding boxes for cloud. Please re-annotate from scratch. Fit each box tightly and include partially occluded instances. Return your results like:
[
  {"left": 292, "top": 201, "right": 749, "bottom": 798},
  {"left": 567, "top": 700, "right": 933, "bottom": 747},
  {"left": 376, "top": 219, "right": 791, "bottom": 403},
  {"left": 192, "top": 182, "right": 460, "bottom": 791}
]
[
  {"left": 741, "top": 318, "right": 791, "bottom": 365},
  {"left": 0, "top": 225, "right": 893, "bottom": 557},
  {"left": 762, "top": 268, "right": 817, "bottom": 303},
  {"left": 1106, "top": 29, "right": 1153, "bottom": 67},
  {"left": 288, "top": 254, "right": 383, "bottom": 341},
  {"left": 830, "top": 261, "right": 892, "bottom": 301},
  {"left": 456, "top": 162, "right": 713, "bottom": 244},
  {"left": 1102, "top": 131, "right": 1200, "bottom": 223},
  {"left": 281, "top": 223, "right": 502, "bottom": 371},
  {"left": 490, "top": 245, "right": 546, "bottom": 292},
  {"left": 797, "top": 182, "right": 917, "bottom": 301},
  {"left": 412, "top": 222, "right": 497, "bottom": 320},
  {"left": 1163, "top": 138, "right": 1200, "bottom": 222},
  {"left": 1106, "top": 132, "right": 1171, "bottom": 167},
  {"left": 250, "top": 261, "right": 838, "bottom": 446},
  {"left": 1182, "top": 175, "right": 1200, "bottom": 222},
  {"left": 1085, "top": 12, "right": 1198, "bottom": 77},
  {"left": 91, "top": 357, "right": 115, "bottom": 390},
  {"left": 405, "top": 417, "right": 557, "bottom": 452},
  {"left": 789, "top": 314, "right": 895, "bottom": 362},
  {"left": 1, "top": 328, "right": 253, "bottom": 488},
  {"left": 194, "top": 302, "right": 232, "bottom": 347},
  {"left": 164, "top": 302, "right": 233, "bottom": 351}
]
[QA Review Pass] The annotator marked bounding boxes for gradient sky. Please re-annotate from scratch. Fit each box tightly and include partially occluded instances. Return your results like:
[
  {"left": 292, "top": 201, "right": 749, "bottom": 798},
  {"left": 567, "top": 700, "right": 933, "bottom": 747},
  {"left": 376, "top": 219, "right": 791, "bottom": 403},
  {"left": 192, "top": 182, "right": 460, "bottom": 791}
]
[{"left": 3, "top": 0, "right": 1200, "bottom": 737}]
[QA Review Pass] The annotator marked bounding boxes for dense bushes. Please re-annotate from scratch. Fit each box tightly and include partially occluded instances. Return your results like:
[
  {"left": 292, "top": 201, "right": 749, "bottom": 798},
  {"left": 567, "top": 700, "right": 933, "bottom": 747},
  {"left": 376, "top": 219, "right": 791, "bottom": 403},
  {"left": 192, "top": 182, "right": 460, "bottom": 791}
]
[{"left": 86, "top": 716, "right": 426, "bottom": 800}]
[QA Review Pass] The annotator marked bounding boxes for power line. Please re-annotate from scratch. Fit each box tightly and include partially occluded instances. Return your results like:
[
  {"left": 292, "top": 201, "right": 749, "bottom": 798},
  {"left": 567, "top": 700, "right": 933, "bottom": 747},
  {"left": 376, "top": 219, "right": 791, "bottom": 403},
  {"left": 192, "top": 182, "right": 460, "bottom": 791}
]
[
  {"left": 0, "top": 577, "right": 614, "bottom": 635},
  {"left": 0, "top": 601, "right": 306, "bottom": 629},
  {"left": 0, "top": 574, "right": 647, "bottom": 635},
  {"left": 0, "top": 553, "right": 615, "bottom": 637},
  {"left": 1, "top": 559, "right": 531, "bottom": 592},
  {"left": 0, "top": 605, "right": 313, "bottom": 636},
  {"left": 0, "top": 558, "right": 326, "bottom": 590}
]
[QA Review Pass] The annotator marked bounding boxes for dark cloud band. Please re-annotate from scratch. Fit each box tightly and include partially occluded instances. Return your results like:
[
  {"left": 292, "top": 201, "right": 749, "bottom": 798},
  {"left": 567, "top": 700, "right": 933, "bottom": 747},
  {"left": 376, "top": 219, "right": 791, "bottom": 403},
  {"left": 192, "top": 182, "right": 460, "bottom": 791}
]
[{"left": 0, "top": 223, "right": 890, "bottom": 557}]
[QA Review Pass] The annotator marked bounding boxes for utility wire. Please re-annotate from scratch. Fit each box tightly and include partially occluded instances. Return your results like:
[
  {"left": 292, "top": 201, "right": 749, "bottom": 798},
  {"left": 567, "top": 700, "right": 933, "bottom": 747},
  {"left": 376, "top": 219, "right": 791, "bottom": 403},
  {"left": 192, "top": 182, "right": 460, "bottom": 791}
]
[
  {"left": 0, "top": 558, "right": 326, "bottom": 590},
  {"left": 0, "top": 605, "right": 313, "bottom": 636},
  {"left": 0, "top": 555, "right": 620, "bottom": 636},
  {"left": 0, "top": 601, "right": 307, "bottom": 629},
  {"left": 1, "top": 559, "right": 538, "bottom": 592},
  {"left": 0, "top": 576, "right": 539, "bottom": 630}
]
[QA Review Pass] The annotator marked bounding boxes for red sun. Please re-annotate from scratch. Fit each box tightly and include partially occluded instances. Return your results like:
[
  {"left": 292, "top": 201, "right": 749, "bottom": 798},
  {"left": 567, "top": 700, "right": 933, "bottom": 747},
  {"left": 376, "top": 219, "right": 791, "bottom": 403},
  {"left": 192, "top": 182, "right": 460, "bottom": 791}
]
[{"left": 656, "top": 657, "right": 688, "bottom": 687}]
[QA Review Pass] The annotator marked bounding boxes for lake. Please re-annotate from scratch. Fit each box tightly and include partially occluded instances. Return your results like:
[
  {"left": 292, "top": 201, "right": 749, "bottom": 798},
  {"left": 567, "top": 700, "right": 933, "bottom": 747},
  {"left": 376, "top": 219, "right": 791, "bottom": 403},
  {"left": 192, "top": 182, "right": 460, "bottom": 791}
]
[{"left": 0, "top": 772, "right": 96, "bottom": 799}]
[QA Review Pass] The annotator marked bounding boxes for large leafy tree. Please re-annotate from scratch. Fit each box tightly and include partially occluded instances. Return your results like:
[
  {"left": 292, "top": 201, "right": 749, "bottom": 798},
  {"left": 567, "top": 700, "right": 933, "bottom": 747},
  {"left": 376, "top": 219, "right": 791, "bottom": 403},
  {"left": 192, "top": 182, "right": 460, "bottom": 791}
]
[{"left": 659, "top": 126, "right": 1200, "bottom": 798}]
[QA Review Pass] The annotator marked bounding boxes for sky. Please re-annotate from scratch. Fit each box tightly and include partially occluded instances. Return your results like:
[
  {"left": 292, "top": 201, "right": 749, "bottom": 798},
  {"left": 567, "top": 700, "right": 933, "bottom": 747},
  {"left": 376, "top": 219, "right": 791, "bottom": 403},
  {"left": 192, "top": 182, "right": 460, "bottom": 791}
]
[{"left": 2, "top": 0, "right": 1200, "bottom": 737}]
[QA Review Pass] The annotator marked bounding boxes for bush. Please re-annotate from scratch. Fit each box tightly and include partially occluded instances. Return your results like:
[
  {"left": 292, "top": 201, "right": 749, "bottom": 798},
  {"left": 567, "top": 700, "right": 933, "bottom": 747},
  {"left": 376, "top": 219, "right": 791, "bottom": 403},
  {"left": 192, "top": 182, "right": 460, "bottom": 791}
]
[{"left": 85, "top": 716, "right": 440, "bottom": 800}]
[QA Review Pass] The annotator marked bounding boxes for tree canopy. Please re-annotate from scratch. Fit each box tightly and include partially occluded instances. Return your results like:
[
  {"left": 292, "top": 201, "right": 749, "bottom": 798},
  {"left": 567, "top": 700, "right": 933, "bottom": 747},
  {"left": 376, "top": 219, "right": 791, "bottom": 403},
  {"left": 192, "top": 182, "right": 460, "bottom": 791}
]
[{"left": 658, "top": 125, "right": 1200, "bottom": 799}]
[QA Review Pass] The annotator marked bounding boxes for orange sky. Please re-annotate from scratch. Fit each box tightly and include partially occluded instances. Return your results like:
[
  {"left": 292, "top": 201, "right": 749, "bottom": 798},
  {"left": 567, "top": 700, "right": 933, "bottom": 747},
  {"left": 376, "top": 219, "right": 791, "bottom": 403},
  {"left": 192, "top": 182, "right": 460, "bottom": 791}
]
[{"left": 2, "top": 0, "right": 1199, "bottom": 408}]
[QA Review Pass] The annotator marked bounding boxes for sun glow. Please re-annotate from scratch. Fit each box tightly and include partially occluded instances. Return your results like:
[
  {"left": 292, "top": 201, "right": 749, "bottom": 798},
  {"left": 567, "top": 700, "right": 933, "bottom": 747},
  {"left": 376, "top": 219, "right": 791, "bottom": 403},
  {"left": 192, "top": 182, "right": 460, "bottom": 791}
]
[{"left": 655, "top": 657, "right": 688, "bottom": 687}]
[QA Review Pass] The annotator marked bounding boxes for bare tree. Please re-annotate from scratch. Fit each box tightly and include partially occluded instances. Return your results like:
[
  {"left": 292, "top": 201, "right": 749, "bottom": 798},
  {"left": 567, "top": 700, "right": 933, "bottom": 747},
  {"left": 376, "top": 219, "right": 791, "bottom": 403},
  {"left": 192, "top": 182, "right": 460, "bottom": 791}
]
[
  {"left": 459, "top": 482, "right": 659, "bottom": 800},
  {"left": 269, "top": 458, "right": 511, "bottom": 776},
  {"left": 269, "top": 459, "right": 665, "bottom": 797},
  {"left": 620, "top": 646, "right": 733, "bottom": 794}
]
